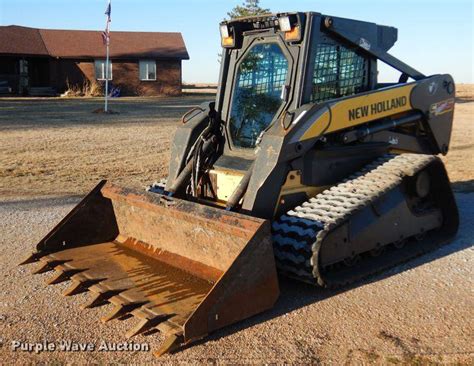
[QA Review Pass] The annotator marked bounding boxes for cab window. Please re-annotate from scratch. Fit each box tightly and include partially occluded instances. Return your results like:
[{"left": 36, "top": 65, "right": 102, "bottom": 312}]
[
  {"left": 310, "top": 43, "right": 368, "bottom": 103},
  {"left": 229, "top": 43, "right": 289, "bottom": 148}
]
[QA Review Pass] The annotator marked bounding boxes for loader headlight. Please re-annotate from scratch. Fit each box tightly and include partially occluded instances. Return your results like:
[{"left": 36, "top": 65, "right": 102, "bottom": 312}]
[
  {"left": 220, "top": 23, "right": 235, "bottom": 48},
  {"left": 278, "top": 16, "right": 292, "bottom": 32},
  {"left": 220, "top": 24, "right": 230, "bottom": 39},
  {"left": 222, "top": 36, "right": 235, "bottom": 47},
  {"left": 284, "top": 25, "right": 301, "bottom": 41},
  {"left": 278, "top": 14, "right": 302, "bottom": 42}
]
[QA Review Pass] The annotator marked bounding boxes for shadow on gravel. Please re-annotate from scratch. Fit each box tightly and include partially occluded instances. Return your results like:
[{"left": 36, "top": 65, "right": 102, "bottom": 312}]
[
  {"left": 0, "top": 195, "right": 82, "bottom": 209},
  {"left": 455, "top": 96, "right": 474, "bottom": 103},
  {"left": 186, "top": 193, "right": 474, "bottom": 350}
]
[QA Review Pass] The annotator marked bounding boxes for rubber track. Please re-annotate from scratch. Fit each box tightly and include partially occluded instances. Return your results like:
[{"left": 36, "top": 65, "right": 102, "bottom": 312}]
[{"left": 272, "top": 153, "right": 439, "bottom": 288}]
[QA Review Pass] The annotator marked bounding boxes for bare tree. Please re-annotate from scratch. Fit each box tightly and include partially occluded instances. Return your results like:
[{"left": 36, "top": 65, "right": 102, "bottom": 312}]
[
  {"left": 219, "top": 1, "right": 271, "bottom": 62},
  {"left": 227, "top": 0, "right": 270, "bottom": 19}
]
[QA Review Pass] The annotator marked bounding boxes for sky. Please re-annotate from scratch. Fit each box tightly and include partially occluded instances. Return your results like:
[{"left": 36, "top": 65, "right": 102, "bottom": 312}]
[{"left": 0, "top": 0, "right": 472, "bottom": 84}]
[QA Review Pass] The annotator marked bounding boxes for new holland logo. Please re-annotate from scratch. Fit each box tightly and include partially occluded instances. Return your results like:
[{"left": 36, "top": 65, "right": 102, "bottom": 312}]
[{"left": 348, "top": 96, "right": 408, "bottom": 121}]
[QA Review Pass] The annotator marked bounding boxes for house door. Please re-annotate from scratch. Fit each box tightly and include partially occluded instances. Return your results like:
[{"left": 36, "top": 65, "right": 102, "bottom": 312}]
[
  {"left": 29, "top": 58, "right": 50, "bottom": 87},
  {"left": 19, "top": 59, "right": 29, "bottom": 93}
]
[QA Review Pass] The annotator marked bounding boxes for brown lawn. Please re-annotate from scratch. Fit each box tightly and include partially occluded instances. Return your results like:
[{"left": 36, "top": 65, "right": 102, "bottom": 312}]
[{"left": 0, "top": 86, "right": 472, "bottom": 198}]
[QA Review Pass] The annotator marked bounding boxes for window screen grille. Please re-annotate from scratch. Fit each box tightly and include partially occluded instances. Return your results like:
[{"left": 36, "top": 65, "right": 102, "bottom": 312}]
[{"left": 311, "top": 44, "right": 368, "bottom": 103}]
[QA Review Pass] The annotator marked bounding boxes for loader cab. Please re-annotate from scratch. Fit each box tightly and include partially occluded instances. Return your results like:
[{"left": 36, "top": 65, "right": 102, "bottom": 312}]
[
  {"left": 166, "top": 12, "right": 399, "bottom": 209},
  {"left": 216, "top": 12, "right": 378, "bottom": 155},
  {"left": 202, "top": 12, "right": 379, "bottom": 204}
]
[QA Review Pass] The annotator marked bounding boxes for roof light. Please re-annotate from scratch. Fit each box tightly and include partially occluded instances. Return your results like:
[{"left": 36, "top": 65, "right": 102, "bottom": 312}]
[
  {"left": 220, "top": 23, "right": 236, "bottom": 48},
  {"left": 284, "top": 25, "right": 301, "bottom": 42},
  {"left": 278, "top": 16, "right": 292, "bottom": 32},
  {"left": 278, "top": 14, "right": 302, "bottom": 42},
  {"left": 220, "top": 24, "right": 230, "bottom": 39},
  {"left": 222, "top": 36, "right": 235, "bottom": 47}
]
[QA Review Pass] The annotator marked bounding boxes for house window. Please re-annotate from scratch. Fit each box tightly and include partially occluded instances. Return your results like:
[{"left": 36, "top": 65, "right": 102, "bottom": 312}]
[
  {"left": 139, "top": 60, "right": 156, "bottom": 81},
  {"left": 310, "top": 43, "right": 368, "bottom": 103},
  {"left": 94, "top": 60, "right": 112, "bottom": 80}
]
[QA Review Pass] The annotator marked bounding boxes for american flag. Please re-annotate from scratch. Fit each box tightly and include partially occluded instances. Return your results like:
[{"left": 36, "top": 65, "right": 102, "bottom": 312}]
[{"left": 102, "top": 0, "right": 111, "bottom": 46}]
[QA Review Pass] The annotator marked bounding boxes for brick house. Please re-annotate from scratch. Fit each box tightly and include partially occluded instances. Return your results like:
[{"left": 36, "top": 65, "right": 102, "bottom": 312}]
[{"left": 0, "top": 25, "right": 189, "bottom": 96}]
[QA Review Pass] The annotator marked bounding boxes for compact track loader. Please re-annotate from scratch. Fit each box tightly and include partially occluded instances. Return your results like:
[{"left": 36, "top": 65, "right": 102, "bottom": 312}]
[{"left": 22, "top": 12, "right": 459, "bottom": 356}]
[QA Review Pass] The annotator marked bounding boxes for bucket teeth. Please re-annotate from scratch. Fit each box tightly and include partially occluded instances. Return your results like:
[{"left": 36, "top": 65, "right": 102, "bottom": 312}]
[
  {"left": 125, "top": 314, "right": 171, "bottom": 339},
  {"left": 154, "top": 333, "right": 183, "bottom": 357},
  {"left": 80, "top": 289, "right": 123, "bottom": 310},
  {"left": 62, "top": 280, "right": 83, "bottom": 296},
  {"left": 101, "top": 304, "right": 125, "bottom": 323},
  {"left": 101, "top": 302, "right": 145, "bottom": 323},
  {"left": 32, "top": 259, "right": 66, "bottom": 274},
  {"left": 19, "top": 252, "right": 40, "bottom": 265},
  {"left": 63, "top": 278, "right": 100, "bottom": 297},
  {"left": 32, "top": 261, "right": 50, "bottom": 274},
  {"left": 46, "top": 268, "right": 83, "bottom": 285},
  {"left": 125, "top": 318, "right": 153, "bottom": 339},
  {"left": 80, "top": 292, "right": 104, "bottom": 309}
]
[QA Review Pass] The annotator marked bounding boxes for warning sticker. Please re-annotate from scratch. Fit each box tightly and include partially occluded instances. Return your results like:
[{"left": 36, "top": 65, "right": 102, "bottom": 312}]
[{"left": 430, "top": 98, "right": 455, "bottom": 116}]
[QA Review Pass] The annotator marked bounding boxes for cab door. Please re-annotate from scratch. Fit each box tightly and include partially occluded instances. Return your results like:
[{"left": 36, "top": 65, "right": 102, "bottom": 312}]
[{"left": 221, "top": 34, "right": 298, "bottom": 153}]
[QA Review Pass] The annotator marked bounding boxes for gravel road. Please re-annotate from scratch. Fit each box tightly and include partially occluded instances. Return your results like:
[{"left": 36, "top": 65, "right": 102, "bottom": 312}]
[{"left": 0, "top": 193, "right": 472, "bottom": 364}]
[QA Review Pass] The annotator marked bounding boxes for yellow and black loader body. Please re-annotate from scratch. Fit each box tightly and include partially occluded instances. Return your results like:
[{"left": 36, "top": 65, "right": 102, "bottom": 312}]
[
  {"left": 166, "top": 12, "right": 456, "bottom": 219},
  {"left": 23, "top": 12, "right": 458, "bottom": 355}
]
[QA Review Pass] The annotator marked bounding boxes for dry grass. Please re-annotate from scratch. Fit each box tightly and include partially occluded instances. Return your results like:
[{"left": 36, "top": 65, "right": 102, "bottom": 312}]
[
  {"left": 62, "top": 79, "right": 103, "bottom": 97},
  {"left": 0, "top": 95, "right": 210, "bottom": 197},
  {"left": 0, "top": 87, "right": 472, "bottom": 198},
  {"left": 455, "top": 83, "right": 474, "bottom": 103}
]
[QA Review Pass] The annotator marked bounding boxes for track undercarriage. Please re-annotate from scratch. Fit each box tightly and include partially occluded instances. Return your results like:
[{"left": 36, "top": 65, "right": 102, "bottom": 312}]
[{"left": 273, "top": 154, "right": 459, "bottom": 288}]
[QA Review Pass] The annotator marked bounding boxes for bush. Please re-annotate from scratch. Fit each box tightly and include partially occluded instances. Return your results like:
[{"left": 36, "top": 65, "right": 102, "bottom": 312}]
[{"left": 61, "top": 79, "right": 103, "bottom": 97}]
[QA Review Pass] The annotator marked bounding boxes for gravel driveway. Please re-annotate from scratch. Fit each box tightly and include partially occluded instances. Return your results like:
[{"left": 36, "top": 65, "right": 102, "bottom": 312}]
[{"left": 0, "top": 193, "right": 472, "bottom": 364}]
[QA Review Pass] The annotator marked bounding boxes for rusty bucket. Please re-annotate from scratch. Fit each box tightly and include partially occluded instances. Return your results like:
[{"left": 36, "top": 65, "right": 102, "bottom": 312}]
[{"left": 21, "top": 181, "right": 279, "bottom": 356}]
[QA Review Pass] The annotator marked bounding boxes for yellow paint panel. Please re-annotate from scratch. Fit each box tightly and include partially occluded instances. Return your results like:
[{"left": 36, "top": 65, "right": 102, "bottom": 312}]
[
  {"left": 274, "top": 170, "right": 326, "bottom": 216},
  {"left": 210, "top": 169, "right": 244, "bottom": 202},
  {"left": 300, "top": 84, "right": 415, "bottom": 141},
  {"left": 300, "top": 109, "right": 330, "bottom": 141}
]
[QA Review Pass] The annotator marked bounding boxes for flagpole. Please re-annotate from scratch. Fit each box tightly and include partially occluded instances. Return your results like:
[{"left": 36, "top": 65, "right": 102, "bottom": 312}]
[
  {"left": 105, "top": 40, "right": 109, "bottom": 112},
  {"left": 104, "top": 0, "right": 111, "bottom": 113}
]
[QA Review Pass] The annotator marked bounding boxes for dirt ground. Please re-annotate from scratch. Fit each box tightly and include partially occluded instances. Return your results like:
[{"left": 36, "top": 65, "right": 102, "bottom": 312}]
[{"left": 0, "top": 86, "right": 473, "bottom": 364}]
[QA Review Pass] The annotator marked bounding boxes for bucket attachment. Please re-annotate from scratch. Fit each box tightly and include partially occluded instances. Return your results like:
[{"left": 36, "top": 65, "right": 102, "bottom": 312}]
[{"left": 21, "top": 180, "right": 279, "bottom": 356}]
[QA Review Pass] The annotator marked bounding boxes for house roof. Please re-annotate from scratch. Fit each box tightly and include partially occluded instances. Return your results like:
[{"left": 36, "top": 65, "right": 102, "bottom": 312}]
[
  {"left": 0, "top": 26, "right": 49, "bottom": 56},
  {"left": 0, "top": 25, "right": 189, "bottom": 60}
]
